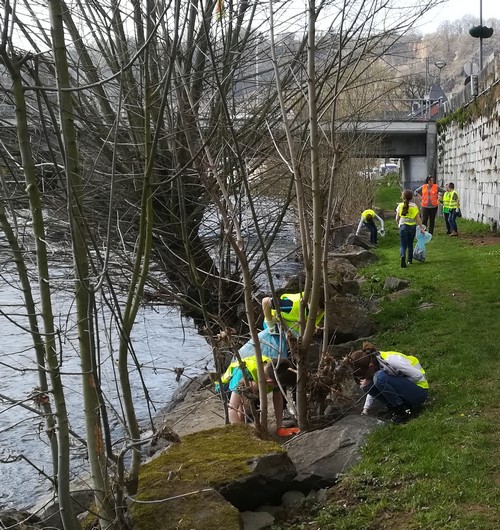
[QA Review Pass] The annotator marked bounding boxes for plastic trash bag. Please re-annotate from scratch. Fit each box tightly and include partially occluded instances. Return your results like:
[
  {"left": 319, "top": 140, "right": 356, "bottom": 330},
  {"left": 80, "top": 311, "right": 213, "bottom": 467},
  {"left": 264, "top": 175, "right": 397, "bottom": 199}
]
[
  {"left": 238, "top": 327, "right": 288, "bottom": 359},
  {"left": 413, "top": 229, "right": 433, "bottom": 262}
]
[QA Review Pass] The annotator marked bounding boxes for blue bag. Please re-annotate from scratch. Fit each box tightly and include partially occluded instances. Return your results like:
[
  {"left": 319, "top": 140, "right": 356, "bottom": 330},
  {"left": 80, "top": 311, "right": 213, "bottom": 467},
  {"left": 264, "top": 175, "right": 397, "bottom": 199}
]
[
  {"left": 413, "top": 229, "right": 432, "bottom": 262},
  {"left": 238, "top": 327, "right": 288, "bottom": 359}
]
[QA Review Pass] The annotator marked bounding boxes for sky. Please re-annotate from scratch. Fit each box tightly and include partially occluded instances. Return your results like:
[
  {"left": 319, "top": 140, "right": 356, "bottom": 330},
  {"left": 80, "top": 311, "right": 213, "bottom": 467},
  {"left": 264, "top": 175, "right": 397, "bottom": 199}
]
[{"left": 418, "top": 0, "right": 500, "bottom": 34}]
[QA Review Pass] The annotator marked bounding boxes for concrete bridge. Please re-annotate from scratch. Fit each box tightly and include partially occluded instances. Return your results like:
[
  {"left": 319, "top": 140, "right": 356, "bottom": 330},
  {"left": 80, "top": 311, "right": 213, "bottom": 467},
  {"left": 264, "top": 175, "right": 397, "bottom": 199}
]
[
  {"left": 348, "top": 51, "right": 500, "bottom": 231},
  {"left": 337, "top": 97, "right": 444, "bottom": 190}
]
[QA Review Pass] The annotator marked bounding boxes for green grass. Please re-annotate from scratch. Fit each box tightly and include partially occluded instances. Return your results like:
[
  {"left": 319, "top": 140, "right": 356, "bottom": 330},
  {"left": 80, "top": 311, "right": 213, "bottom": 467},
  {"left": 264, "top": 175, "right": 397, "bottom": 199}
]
[
  {"left": 276, "top": 184, "right": 500, "bottom": 530},
  {"left": 373, "top": 174, "right": 402, "bottom": 211}
]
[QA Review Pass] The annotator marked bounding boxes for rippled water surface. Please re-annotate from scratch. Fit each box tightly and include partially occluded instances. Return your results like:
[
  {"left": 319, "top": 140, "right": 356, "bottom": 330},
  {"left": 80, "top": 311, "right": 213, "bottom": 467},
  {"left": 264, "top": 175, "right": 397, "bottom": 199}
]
[
  {"left": 0, "top": 267, "right": 212, "bottom": 509},
  {"left": 0, "top": 207, "right": 301, "bottom": 510}
]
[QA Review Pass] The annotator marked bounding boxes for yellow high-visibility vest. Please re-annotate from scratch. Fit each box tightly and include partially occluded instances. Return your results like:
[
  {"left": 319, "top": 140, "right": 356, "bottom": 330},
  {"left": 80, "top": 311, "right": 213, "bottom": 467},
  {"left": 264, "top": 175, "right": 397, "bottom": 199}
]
[{"left": 379, "top": 351, "right": 429, "bottom": 389}]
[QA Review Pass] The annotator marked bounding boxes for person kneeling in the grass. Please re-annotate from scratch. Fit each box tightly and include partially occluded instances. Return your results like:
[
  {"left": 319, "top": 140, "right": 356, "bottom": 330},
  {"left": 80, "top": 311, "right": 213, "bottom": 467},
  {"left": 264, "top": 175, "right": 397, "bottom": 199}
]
[
  {"left": 220, "top": 355, "right": 299, "bottom": 436},
  {"left": 348, "top": 342, "right": 429, "bottom": 424}
]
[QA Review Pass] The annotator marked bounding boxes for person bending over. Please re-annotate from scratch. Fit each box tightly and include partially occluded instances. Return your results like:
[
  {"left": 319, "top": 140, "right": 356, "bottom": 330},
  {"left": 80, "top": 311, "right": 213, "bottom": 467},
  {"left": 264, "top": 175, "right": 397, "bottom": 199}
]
[
  {"left": 349, "top": 342, "right": 429, "bottom": 424},
  {"left": 356, "top": 208, "right": 385, "bottom": 245},
  {"left": 220, "top": 356, "right": 299, "bottom": 436}
]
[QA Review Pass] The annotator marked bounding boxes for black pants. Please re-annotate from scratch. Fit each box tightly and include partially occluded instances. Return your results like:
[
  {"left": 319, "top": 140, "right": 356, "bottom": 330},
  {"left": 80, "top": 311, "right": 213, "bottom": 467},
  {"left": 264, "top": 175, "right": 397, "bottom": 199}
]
[
  {"left": 421, "top": 207, "right": 438, "bottom": 235},
  {"left": 364, "top": 220, "right": 378, "bottom": 244}
]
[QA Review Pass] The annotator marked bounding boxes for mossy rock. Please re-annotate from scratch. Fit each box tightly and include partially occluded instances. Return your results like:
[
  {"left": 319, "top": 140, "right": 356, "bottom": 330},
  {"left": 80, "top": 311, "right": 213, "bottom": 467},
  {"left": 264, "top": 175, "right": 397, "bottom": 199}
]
[{"left": 129, "top": 424, "right": 285, "bottom": 530}]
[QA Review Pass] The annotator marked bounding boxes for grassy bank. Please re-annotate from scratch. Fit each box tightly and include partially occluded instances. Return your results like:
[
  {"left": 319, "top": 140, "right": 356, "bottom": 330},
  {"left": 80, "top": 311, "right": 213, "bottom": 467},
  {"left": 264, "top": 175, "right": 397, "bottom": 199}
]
[{"left": 276, "top": 183, "right": 500, "bottom": 529}]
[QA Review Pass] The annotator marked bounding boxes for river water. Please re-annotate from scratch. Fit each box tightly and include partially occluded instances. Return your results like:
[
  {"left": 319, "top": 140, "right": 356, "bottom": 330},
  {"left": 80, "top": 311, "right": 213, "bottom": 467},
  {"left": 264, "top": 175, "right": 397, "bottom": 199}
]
[
  {"left": 0, "top": 263, "right": 213, "bottom": 510},
  {"left": 0, "top": 221, "right": 301, "bottom": 510}
]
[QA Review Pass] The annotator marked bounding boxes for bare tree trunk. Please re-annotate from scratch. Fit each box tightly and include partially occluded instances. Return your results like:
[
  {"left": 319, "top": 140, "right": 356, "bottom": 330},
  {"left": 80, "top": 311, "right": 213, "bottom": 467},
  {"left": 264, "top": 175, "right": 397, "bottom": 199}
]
[
  {"left": 47, "top": 0, "right": 114, "bottom": 525},
  {"left": 0, "top": 52, "right": 77, "bottom": 529}
]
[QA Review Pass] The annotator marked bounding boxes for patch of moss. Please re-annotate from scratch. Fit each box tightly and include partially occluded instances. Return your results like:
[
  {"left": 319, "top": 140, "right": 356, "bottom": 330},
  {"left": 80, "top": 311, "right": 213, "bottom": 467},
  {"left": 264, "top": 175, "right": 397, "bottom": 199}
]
[{"left": 129, "top": 424, "right": 283, "bottom": 530}]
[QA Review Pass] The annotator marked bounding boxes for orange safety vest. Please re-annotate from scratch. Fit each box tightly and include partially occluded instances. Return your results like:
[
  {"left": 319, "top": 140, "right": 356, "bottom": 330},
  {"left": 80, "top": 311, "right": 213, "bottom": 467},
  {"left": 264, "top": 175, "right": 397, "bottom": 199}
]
[{"left": 421, "top": 184, "right": 439, "bottom": 207}]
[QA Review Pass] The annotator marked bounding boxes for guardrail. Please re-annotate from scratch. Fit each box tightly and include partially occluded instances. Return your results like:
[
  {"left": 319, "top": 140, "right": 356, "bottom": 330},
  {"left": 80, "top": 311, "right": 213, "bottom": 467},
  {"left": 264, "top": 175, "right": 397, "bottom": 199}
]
[{"left": 339, "top": 99, "right": 444, "bottom": 122}]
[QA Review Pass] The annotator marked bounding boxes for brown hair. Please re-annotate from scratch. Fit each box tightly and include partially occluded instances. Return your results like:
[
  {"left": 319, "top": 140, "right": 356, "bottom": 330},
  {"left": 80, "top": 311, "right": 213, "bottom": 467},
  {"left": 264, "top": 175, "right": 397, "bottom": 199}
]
[
  {"left": 365, "top": 214, "right": 373, "bottom": 222},
  {"left": 348, "top": 350, "right": 372, "bottom": 381},
  {"left": 401, "top": 189, "right": 413, "bottom": 217}
]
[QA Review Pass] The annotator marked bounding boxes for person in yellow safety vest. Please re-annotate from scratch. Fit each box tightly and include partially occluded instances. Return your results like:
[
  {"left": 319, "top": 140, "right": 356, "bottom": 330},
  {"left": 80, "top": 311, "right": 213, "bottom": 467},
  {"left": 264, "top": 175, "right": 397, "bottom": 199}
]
[
  {"left": 414, "top": 175, "right": 446, "bottom": 235},
  {"left": 395, "top": 189, "right": 426, "bottom": 269},
  {"left": 442, "top": 182, "right": 460, "bottom": 236},
  {"left": 221, "top": 356, "right": 299, "bottom": 436},
  {"left": 355, "top": 208, "right": 385, "bottom": 245},
  {"left": 260, "top": 290, "right": 324, "bottom": 428},
  {"left": 348, "top": 342, "right": 429, "bottom": 424},
  {"left": 261, "top": 291, "right": 325, "bottom": 336}
]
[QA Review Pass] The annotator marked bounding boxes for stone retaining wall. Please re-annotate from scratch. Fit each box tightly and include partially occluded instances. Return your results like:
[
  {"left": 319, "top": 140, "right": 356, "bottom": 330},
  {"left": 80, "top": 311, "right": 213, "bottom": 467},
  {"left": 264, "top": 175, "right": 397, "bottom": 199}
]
[{"left": 437, "top": 52, "right": 500, "bottom": 231}]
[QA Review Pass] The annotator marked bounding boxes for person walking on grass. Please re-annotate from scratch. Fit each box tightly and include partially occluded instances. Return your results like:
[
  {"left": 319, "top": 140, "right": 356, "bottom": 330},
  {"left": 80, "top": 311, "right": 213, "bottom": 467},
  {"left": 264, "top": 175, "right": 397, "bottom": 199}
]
[
  {"left": 355, "top": 208, "right": 385, "bottom": 245},
  {"left": 442, "top": 182, "right": 460, "bottom": 236},
  {"left": 414, "top": 175, "right": 445, "bottom": 235},
  {"left": 349, "top": 342, "right": 429, "bottom": 424},
  {"left": 396, "top": 189, "right": 426, "bottom": 268}
]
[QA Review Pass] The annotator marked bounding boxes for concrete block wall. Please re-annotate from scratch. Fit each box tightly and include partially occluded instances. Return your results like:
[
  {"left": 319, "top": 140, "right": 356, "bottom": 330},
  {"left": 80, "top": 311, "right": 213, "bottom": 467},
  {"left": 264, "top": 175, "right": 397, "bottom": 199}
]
[{"left": 437, "top": 54, "right": 500, "bottom": 232}]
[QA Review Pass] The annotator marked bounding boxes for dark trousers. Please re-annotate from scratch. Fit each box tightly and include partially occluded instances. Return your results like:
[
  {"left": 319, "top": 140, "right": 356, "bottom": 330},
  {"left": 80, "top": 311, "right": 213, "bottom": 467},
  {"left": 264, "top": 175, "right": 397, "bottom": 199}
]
[
  {"left": 362, "top": 371, "right": 428, "bottom": 409},
  {"left": 421, "top": 207, "right": 438, "bottom": 234},
  {"left": 363, "top": 220, "right": 378, "bottom": 244},
  {"left": 444, "top": 212, "right": 451, "bottom": 234},
  {"left": 399, "top": 224, "right": 416, "bottom": 263},
  {"left": 448, "top": 209, "right": 458, "bottom": 233}
]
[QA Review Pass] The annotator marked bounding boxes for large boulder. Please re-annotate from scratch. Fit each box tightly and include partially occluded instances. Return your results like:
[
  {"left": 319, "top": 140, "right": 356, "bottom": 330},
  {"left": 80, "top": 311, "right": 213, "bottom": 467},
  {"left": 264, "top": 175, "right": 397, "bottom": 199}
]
[
  {"left": 326, "top": 256, "right": 359, "bottom": 282},
  {"left": 219, "top": 451, "right": 297, "bottom": 511},
  {"left": 286, "top": 415, "right": 382, "bottom": 489},
  {"left": 329, "top": 245, "right": 378, "bottom": 269},
  {"left": 129, "top": 424, "right": 296, "bottom": 530},
  {"left": 348, "top": 234, "right": 375, "bottom": 250},
  {"left": 331, "top": 224, "right": 357, "bottom": 248},
  {"left": 0, "top": 511, "right": 41, "bottom": 530},
  {"left": 325, "top": 296, "right": 376, "bottom": 343}
]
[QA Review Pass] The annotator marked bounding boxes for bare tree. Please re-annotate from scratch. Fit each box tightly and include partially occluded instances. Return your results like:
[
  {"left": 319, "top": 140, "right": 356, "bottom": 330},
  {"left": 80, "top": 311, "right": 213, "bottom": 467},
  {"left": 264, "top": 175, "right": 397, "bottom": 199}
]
[{"left": 0, "top": 0, "right": 444, "bottom": 523}]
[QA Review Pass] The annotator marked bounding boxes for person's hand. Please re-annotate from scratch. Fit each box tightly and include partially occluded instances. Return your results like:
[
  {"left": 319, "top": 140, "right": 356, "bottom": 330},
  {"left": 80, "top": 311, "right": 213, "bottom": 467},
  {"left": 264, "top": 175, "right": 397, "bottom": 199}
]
[{"left": 361, "top": 409, "right": 370, "bottom": 416}]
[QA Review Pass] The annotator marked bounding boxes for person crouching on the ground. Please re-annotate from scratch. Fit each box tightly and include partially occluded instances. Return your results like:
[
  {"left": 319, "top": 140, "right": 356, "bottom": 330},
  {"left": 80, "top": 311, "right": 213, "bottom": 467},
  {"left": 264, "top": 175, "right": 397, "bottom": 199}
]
[
  {"left": 442, "top": 182, "right": 460, "bottom": 237},
  {"left": 348, "top": 342, "right": 429, "bottom": 424},
  {"left": 414, "top": 175, "right": 445, "bottom": 235},
  {"left": 221, "top": 356, "right": 299, "bottom": 435},
  {"left": 396, "top": 189, "right": 425, "bottom": 268},
  {"left": 356, "top": 208, "right": 385, "bottom": 245}
]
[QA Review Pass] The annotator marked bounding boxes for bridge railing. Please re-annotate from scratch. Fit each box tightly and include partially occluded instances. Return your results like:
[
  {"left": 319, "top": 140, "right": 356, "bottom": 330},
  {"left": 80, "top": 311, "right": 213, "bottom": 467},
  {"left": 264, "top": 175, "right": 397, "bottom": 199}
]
[{"left": 339, "top": 99, "right": 444, "bottom": 122}]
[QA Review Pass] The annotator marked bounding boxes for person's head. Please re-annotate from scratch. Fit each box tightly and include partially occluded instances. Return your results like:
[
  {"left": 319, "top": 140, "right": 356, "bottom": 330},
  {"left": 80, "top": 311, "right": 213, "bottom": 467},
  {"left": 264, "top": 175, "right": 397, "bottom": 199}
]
[
  {"left": 426, "top": 175, "right": 435, "bottom": 185},
  {"left": 401, "top": 189, "right": 413, "bottom": 216},
  {"left": 348, "top": 343, "right": 379, "bottom": 380},
  {"left": 264, "top": 358, "right": 297, "bottom": 388},
  {"left": 402, "top": 189, "right": 413, "bottom": 202},
  {"left": 447, "top": 182, "right": 455, "bottom": 190},
  {"left": 365, "top": 213, "right": 373, "bottom": 222}
]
